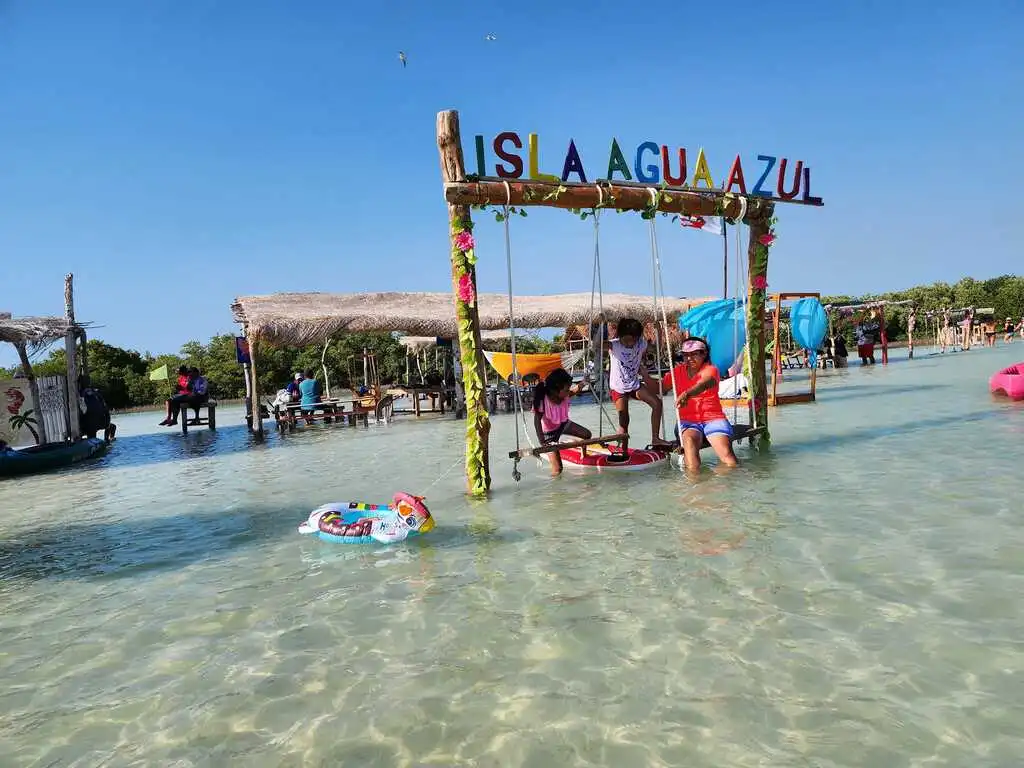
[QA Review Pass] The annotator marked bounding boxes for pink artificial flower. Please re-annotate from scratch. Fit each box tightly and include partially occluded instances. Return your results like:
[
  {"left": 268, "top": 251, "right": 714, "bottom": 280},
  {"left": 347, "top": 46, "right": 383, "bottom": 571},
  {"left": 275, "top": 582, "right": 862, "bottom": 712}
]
[
  {"left": 457, "top": 273, "right": 475, "bottom": 304},
  {"left": 454, "top": 231, "right": 475, "bottom": 252},
  {"left": 6, "top": 388, "right": 24, "bottom": 415},
  {"left": 758, "top": 233, "right": 776, "bottom": 247},
  {"left": 751, "top": 275, "right": 768, "bottom": 291}
]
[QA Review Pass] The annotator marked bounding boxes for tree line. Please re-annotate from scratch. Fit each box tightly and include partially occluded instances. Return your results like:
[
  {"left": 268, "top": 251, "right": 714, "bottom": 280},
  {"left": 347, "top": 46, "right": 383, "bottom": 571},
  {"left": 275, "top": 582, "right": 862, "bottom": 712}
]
[
  {"left": 3, "top": 275, "right": 1020, "bottom": 410},
  {"left": 823, "top": 274, "right": 1024, "bottom": 341}
]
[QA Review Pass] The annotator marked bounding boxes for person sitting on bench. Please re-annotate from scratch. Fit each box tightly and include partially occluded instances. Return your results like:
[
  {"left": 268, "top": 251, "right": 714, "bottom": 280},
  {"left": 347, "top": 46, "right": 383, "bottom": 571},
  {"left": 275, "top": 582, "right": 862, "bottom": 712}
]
[
  {"left": 187, "top": 367, "right": 210, "bottom": 424},
  {"left": 160, "top": 366, "right": 193, "bottom": 427}
]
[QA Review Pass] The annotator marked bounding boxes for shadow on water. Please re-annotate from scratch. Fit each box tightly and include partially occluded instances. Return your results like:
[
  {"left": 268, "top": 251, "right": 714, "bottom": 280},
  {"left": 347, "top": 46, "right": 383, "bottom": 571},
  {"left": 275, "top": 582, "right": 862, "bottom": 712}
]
[
  {"left": 769, "top": 408, "right": 1003, "bottom": 457},
  {"left": 815, "top": 383, "right": 948, "bottom": 402},
  {"left": 78, "top": 423, "right": 267, "bottom": 473},
  {"left": 0, "top": 501, "right": 533, "bottom": 584}
]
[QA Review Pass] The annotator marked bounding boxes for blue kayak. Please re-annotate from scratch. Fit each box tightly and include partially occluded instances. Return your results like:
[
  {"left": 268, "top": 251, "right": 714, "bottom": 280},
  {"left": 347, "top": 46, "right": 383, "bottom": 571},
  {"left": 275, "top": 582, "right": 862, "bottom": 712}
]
[{"left": 0, "top": 438, "right": 109, "bottom": 479}]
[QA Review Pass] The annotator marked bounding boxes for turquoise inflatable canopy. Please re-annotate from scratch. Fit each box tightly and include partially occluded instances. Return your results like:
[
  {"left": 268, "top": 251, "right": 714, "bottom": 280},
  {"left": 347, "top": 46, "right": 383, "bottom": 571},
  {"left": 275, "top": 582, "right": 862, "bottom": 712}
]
[
  {"left": 789, "top": 297, "right": 828, "bottom": 366},
  {"left": 677, "top": 298, "right": 746, "bottom": 377}
]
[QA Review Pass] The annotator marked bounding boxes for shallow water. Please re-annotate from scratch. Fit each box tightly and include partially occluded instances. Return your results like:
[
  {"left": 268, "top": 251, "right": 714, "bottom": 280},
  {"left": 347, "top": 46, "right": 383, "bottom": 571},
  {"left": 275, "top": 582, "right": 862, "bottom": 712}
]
[{"left": 2, "top": 345, "right": 1023, "bottom": 767}]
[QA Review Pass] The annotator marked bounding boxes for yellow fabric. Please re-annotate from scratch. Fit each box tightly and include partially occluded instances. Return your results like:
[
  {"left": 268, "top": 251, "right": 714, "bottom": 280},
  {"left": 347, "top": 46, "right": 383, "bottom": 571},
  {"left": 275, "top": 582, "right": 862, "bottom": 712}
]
[
  {"left": 484, "top": 352, "right": 579, "bottom": 382},
  {"left": 149, "top": 364, "right": 169, "bottom": 381}
]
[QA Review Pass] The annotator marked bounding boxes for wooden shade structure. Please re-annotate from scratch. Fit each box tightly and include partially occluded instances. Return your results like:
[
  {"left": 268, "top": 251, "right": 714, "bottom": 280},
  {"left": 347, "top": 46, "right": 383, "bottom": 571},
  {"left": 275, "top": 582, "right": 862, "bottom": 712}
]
[{"left": 826, "top": 299, "right": 916, "bottom": 365}]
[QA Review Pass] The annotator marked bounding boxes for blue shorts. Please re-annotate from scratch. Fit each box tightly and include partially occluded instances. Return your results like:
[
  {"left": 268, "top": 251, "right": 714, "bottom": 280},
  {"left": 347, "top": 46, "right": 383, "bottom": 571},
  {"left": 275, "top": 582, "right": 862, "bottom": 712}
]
[{"left": 676, "top": 419, "right": 733, "bottom": 440}]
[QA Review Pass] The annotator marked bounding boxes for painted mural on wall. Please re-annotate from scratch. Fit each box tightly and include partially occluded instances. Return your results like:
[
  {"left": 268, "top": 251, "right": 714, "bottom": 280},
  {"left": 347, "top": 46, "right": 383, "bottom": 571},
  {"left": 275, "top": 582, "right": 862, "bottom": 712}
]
[{"left": 1, "top": 379, "right": 38, "bottom": 447}]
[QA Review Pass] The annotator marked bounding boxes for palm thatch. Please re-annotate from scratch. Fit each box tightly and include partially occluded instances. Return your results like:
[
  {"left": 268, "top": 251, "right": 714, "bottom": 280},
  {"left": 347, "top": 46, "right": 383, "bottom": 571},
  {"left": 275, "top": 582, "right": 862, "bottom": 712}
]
[
  {"left": 0, "top": 315, "right": 72, "bottom": 347},
  {"left": 398, "top": 330, "right": 514, "bottom": 353},
  {"left": 232, "top": 291, "right": 714, "bottom": 348}
]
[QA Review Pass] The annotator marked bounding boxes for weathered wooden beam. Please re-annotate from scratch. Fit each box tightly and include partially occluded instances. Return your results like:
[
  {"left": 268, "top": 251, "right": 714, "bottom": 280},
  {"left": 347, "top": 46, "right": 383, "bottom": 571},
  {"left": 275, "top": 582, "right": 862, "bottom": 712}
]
[
  {"left": 509, "top": 433, "right": 626, "bottom": 459},
  {"left": 438, "top": 110, "right": 492, "bottom": 495},
  {"left": 444, "top": 178, "right": 810, "bottom": 218},
  {"left": 746, "top": 208, "right": 774, "bottom": 449},
  {"left": 64, "top": 273, "right": 81, "bottom": 441}
]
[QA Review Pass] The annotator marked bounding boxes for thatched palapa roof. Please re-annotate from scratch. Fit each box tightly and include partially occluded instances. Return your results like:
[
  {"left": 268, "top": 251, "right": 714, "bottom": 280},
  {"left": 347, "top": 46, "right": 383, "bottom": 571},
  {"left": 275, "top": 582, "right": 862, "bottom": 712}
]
[
  {"left": 0, "top": 315, "right": 72, "bottom": 347},
  {"left": 232, "top": 292, "right": 712, "bottom": 348}
]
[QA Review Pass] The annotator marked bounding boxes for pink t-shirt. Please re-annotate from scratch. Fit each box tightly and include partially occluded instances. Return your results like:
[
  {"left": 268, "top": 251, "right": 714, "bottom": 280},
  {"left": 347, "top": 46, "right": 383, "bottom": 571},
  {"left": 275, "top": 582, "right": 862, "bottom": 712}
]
[{"left": 535, "top": 394, "right": 570, "bottom": 433}]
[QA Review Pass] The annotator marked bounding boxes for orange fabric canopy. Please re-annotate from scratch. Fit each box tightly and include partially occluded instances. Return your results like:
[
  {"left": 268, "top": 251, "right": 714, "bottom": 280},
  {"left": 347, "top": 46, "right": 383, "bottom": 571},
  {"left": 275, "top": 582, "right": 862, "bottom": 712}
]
[{"left": 483, "top": 351, "right": 583, "bottom": 382}]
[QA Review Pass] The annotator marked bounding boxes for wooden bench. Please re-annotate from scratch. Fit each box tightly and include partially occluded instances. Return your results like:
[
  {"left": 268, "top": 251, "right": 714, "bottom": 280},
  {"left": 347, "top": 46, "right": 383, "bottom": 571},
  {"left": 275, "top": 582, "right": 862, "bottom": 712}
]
[{"left": 181, "top": 399, "right": 217, "bottom": 434}]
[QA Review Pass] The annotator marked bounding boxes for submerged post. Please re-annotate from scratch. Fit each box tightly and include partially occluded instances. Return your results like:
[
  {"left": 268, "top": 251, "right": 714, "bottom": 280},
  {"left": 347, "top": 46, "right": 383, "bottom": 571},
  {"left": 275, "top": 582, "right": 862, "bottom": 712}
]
[
  {"left": 745, "top": 206, "right": 775, "bottom": 449},
  {"left": 248, "top": 334, "right": 264, "bottom": 440},
  {"left": 64, "top": 273, "right": 81, "bottom": 441},
  {"left": 437, "top": 109, "right": 491, "bottom": 495}
]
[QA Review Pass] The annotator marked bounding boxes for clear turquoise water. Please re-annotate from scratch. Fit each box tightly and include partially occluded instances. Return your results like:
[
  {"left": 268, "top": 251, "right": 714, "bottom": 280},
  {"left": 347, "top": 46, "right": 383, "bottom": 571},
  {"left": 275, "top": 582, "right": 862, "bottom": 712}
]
[{"left": 2, "top": 345, "right": 1023, "bottom": 767}]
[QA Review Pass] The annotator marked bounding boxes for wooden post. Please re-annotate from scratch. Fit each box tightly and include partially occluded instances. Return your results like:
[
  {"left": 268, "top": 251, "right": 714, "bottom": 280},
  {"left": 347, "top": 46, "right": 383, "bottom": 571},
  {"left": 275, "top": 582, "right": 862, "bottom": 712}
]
[
  {"left": 64, "top": 273, "right": 81, "bottom": 441},
  {"left": 14, "top": 342, "right": 47, "bottom": 444},
  {"left": 78, "top": 329, "right": 90, "bottom": 381},
  {"left": 746, "top": 207, "right": 774, "bottom": 448},
  {"left": 242, "top": 361, "right": 253, "bottom": 426},
  {"left": 879, "top": 306, "right": 889, "bottom": 365},
  {"left": 437, "top": 109, "right": 490, "bottom": 495},
  {"left": 907, "top": 306, "right": 915, "bottom": 360},
  {"left": 248, "top": 334, "right": 264, "bottom": 440},
  {"left": 769, "top": 293, "right": 782, "bottom": 407}
]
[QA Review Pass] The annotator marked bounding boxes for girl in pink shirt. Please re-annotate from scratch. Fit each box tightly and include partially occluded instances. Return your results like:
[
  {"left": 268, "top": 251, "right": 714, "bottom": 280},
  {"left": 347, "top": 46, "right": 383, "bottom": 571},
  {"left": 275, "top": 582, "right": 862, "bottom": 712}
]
[{"left": 533, "top": 368, "right": 591, "bottom": 475}]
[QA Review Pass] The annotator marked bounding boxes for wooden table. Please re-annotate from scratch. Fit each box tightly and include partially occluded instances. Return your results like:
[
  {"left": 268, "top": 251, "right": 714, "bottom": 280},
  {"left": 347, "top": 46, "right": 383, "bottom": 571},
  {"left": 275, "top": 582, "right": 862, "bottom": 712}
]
[{"left": 273, "top": 399, "right": 369, "bottom": 431}]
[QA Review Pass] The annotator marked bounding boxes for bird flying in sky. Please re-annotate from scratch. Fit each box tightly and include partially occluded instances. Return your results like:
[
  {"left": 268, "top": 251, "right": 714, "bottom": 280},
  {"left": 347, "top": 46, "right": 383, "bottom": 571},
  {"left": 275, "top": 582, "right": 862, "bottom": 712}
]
[
  {"left": 485, "top": 33, "right": 496, "bottom": 41},
  {"left": 398, "top": 51, "right": 407, "bottom": 68}
]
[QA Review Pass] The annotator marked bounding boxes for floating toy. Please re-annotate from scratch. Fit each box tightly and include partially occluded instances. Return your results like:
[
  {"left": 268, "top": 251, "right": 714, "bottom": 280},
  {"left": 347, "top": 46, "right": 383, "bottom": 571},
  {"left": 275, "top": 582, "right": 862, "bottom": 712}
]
[
  {"left": 298, "top": 492, "right": 434, "bottom": 544},
  {"left": 990, "top": 363, "right": 1024, "bottom": 401},
  {"left": 559, "top": 444, "right": 668, "bottom": 471}
]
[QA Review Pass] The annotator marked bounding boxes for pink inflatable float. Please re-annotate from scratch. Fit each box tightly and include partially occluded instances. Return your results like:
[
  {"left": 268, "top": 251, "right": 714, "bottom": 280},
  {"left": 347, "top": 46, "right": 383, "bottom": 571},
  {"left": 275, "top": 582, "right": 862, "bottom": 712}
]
[{"left": 989, "top": 363, "right": 1024, "bottom": 400}]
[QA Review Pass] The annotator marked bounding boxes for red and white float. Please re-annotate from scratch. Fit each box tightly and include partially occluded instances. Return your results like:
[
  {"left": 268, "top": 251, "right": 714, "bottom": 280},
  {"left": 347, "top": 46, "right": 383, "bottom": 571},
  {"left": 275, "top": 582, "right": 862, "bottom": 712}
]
[{"left": 558, "top": 444, "right": 669, "bottom": 472}]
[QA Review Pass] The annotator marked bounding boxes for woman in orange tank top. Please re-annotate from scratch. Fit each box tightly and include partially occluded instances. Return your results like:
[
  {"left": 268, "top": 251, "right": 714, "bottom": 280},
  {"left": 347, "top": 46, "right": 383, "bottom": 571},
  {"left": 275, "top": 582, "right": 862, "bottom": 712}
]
[{"left": 660, "top": 337, "right": 737, "bottom": 472}]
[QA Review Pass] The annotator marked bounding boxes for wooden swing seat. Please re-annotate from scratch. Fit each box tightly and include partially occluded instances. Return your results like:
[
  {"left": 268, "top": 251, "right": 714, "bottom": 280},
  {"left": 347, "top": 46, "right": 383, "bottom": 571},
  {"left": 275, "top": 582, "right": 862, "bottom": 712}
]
[{"left": 508, "top": 433, "right": 625, "bottom": 460}]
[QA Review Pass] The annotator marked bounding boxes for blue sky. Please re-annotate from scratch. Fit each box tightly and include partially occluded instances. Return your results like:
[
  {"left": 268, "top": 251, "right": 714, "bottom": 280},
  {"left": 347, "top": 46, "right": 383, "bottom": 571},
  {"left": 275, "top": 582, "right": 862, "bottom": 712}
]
[{"left": 1, "top": 0, "right": 1021, "bottom": 366}]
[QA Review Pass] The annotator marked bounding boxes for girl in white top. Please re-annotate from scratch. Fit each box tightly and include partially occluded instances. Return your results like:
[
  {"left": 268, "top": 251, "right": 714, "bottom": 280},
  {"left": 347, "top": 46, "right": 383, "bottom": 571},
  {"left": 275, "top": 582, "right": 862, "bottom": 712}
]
[{"left": 594, "top": 315, "right": 671, "bottom": 454}]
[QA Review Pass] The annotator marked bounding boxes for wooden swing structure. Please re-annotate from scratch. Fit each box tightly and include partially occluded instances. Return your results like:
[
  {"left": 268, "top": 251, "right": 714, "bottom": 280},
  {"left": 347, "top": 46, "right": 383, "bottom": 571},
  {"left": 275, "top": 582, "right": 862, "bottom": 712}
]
[
  {"left": 825, "top": 299, "right": 916, "bottom": 365},
  {"left": 769, "top": 292, "right": 820, "bottom": 406},
  {"left": 436, "top": 110, "right": 825, "bottom": 495}
]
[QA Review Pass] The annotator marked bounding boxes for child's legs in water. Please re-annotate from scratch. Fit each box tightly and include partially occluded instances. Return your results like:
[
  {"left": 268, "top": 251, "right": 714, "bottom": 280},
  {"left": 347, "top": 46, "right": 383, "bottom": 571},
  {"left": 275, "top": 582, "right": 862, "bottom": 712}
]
[
  {"left": 634, "top": 386, "right": 670, "bottom": 444},
  {"left": 612, "top": 393, "right": 632, "bottom": 451}
]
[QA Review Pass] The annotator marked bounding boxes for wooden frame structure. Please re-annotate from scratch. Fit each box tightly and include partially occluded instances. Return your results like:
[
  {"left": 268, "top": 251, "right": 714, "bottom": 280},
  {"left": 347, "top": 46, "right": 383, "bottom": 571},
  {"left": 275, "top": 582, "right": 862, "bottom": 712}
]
[
  {"left": 769, "top": 292, "right": 820, "bottom": 406},
  {"left": 1, "top": 274, "right": 92, "bottom": 446},
  {"left": 826, "top": 299, "right": 915, "bottom": 365},
  {"left": 436, "top": 110, "right": 824, "bottom": 495}
]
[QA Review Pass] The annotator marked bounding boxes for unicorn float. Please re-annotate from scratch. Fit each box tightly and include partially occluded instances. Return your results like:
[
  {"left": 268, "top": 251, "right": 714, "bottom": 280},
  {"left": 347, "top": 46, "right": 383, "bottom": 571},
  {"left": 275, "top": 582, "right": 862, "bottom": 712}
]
[{"left": 298, "top": 492, "right": 434, "bottom": 545}]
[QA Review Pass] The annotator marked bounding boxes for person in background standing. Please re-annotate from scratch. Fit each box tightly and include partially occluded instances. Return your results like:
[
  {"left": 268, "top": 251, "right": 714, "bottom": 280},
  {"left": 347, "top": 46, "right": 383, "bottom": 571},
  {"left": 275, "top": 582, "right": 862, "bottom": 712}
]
[
  {"left": 832, "top": 332, "right": 849, "bottom": 368},
  {"left": 962, "top": 307, "right": 974, "bottom": 350},
  {"left": 907, "top": 307, "right": 917, "bottom": 359}
]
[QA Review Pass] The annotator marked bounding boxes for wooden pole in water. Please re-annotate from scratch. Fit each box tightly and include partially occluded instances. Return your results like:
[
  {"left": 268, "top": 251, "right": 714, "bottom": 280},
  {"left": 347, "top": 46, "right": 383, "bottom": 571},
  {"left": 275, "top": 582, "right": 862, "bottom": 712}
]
[
  {"left": 64, "top": 273, "right": 81, "bottom": 441},
  {"left": 437, "top": 109, "right": 491, "bottom": 495},
  {"left": 248, "top": 333, "right": 264, "bottom": 440},
  {"left": 746, "top": 207, "right": 774, "bottom": 448},
  {"left": 14, "top": 342, "right": 47, "bottom": 445}
]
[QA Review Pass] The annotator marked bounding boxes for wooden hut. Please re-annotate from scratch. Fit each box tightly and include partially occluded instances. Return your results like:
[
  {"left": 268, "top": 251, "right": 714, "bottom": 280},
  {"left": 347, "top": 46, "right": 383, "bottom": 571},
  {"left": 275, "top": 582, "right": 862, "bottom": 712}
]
[
  {"left": 230, "top": 291, "right": 710, "bottom": 437},
  {"left": 1, "top": 274, "right": 92, "bottom": 445}
]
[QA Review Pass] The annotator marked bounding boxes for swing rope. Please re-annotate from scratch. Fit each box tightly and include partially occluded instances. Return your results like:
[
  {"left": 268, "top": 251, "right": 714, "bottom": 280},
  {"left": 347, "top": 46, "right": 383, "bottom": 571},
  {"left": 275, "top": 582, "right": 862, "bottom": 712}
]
[
  {"left": 501, "top": 181, "right": 540, "bottom": 482},
  {"left": 586, "top": 187, "right": 617, "bottom": 436},
  {"left": 731, "top": 197, "right": 748, "bottom": 425},
  {"left": 646, "top": 189, "right": 676, "bottom": 443}
]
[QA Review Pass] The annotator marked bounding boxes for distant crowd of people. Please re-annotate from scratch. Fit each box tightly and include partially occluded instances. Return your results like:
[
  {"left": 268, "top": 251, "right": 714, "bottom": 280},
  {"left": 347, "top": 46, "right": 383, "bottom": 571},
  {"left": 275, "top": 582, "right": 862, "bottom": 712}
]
[{"left": 158, "top": 365, "right": 209, "bottom": 427}]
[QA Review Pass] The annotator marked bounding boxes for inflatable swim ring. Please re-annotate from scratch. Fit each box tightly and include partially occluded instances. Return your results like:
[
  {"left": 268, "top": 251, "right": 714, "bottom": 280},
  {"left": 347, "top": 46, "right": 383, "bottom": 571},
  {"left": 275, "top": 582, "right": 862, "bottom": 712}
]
[
  {"left": 559, "top": 444, "right": 668, "bottom": 472},
  {"left": 990, "top": 362, "right": 1024, "bottom": 400},
  {"left": 298, "top": 492, "right": 434, "bottom": 544}
]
